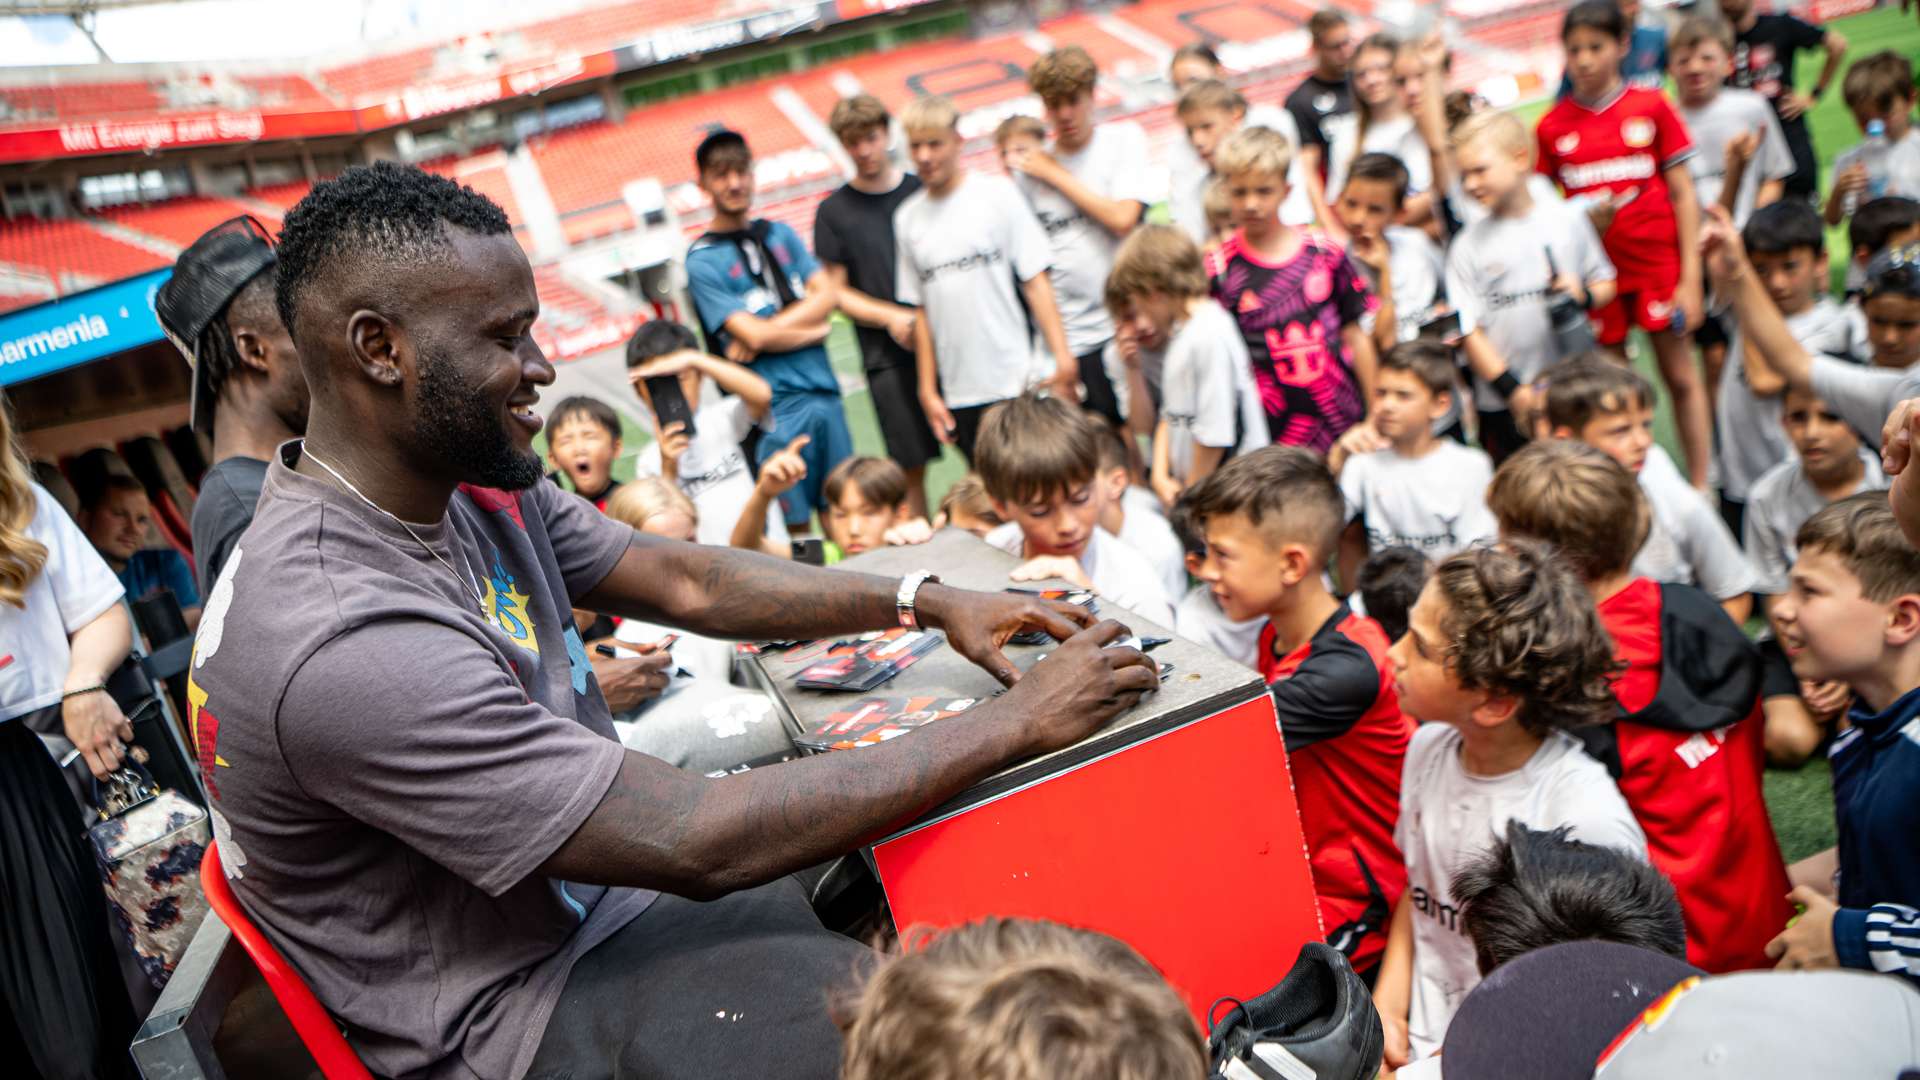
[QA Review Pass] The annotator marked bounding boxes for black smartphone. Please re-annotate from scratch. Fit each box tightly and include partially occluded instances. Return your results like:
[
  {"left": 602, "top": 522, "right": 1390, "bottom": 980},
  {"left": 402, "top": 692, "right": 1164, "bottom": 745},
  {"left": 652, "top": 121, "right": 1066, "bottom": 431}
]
[
  {"left": 645, "top": 374, "right": 697, "bottom": 437},
  {"left": 791, "top": 538, "right": 826, "bottom": 566},
  {"left": 1418, "top": 310, "right": 1463, "bottom": 343}
]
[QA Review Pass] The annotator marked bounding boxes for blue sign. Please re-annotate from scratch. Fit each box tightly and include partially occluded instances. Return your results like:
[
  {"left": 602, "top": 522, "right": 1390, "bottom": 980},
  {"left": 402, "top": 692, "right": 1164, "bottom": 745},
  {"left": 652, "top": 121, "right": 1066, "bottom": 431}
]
[{"left": 0, "top": 268, "right": 168, "bottom": 387}]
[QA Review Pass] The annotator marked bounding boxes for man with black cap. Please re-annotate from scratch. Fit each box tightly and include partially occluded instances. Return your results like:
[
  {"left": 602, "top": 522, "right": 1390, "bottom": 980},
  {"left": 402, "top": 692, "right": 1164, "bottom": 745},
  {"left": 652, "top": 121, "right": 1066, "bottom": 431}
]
[
  {"left": 155, "top": 215, "right": 307, "bottom": 591},
  {"left": 685, "top": 128, "right": 851, "bottom": 536},
  {"left": 187, "top": 162, "right": 1156, "bottom": 1079}
]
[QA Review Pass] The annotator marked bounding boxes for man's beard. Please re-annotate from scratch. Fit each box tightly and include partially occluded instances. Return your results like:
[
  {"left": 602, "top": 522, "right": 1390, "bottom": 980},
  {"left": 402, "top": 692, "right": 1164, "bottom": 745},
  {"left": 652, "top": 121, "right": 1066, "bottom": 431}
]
[{"left": 414, "top": 346, "right": 545, "bottom": 491}]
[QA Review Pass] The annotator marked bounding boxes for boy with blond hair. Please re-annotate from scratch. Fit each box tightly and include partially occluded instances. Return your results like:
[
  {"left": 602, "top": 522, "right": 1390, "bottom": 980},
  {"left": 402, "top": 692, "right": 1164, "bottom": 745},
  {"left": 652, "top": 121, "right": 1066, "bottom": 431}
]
[
  {"left": 1446, "top": 109, "right": 1616, "bottom": 462},
  {"left": 1015, "top": 46, "right": 1157, "bottom": 427},
  {"left": 1207, "top": 127, "right": 1379, "bottom": 454},
  {"left": 1488, "top": 440, "right": 1793, "bottom": 973},
  {"left": 895, "top": 96, "right": 1076, "bottom": 460},
  {"left": 1170, "top": 78, "right": 1313, "bottom": 243},
  {"left": 1102, "top": 224, "right": 1263, "bottom": 509},
  {"left": 1373, "top": 539, "right": 1646, "bottom": 1068},
  {"left": 974, "top": 394, "right": 1175, "bottom": 626},
  {"left": 1328, "top": 340, "right": 1495, "bottom": 591},
  {"left": 839, "top": 918, "right": 1207, "bottom": 1080},
  {"left": 1762, "top": 495, "right": 1920, "bottom": 988},
  {"left": 1187, "top": 446, "right": 1413, "bottom": 973}
]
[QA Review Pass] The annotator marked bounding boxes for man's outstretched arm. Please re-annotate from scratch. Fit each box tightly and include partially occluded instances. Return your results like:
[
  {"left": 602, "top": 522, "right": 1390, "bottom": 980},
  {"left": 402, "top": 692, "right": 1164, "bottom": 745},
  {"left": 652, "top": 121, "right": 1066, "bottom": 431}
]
[{"left": 538, "top": 618, "right": 1158, "bottom": 899}]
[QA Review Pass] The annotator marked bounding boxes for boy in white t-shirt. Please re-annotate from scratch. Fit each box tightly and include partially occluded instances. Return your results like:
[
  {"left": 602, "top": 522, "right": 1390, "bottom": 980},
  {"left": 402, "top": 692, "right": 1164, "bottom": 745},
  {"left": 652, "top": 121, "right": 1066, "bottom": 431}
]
[
  {"left": 1328, "top": 341, "right": 1496, "bottom": 593},
  {"left": 1445, "top": 109, "right": 1617, "bottom": 464},
  {"left": 1168, "top": 495, "right": 1264, "bottom": 668},
  {"left": 1088, "top": 422, "right": 1186, "bottom": 605},
  {"left": 1169, "top": 78, "right": 1314, "bottom": 243},
  {"left": 1102, "top": 224, "right": 1264, "bottom": 513},
  {"left": 624, "top": 319, "right": 788, "bottom": 550},
  {"left": 1542, "top": 355, "right": 1758, "bottom": 624},
  {"left": 1011, "top": 46, "right": 1160, "bottom": 428},
  {"left": 1334, "top": 151, "right": 1445, "bottom": 354},
  {"left": 1825, "top": 51, "right": 1920, "bottom": 228},
  {"left": 1373, "top": 540, "right": 1648, "bottom": 1070},
  {"left": 1670, "top": 14, "right": 1793, "bottom": 228},
  {"left": 896, "top": 96, "right": 1077, "bottom": 462},
  {"left": 975, "top": 395, "right": 1176, "bottom": 627}
]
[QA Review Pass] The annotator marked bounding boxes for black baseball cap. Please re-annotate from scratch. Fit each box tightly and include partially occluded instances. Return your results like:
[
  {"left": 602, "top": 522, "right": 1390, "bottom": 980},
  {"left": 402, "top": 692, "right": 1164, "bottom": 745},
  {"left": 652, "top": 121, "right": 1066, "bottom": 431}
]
[
  {"left": 1440, "top": 941, "right": 1703, "bottom": 1080},
  {"left": 154, "top": 215, "right": 276, "bottom": 434},
  {"left": 694, "top": 127, "right": 749, "bottom": 173}
]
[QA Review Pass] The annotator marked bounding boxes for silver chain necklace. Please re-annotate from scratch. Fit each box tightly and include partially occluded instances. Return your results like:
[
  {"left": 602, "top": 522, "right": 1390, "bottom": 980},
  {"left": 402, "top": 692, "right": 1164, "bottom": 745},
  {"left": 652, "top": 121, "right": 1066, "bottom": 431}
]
[{"left": 302, "top": 446, "right": 491, "bottom": 620}]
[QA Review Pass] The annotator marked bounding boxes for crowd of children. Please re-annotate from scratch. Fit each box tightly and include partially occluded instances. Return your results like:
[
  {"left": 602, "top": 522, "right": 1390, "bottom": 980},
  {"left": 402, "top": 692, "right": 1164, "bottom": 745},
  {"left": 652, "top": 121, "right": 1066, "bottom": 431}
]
[{"left": 530, "top": 2, "right": 1920, "bottom": 1073}]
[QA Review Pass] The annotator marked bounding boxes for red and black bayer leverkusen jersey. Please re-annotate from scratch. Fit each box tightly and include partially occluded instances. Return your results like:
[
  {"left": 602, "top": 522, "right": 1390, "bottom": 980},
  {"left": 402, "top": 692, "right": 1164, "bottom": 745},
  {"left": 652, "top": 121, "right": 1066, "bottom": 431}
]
[
  {"left": 1258, "top": 605, "right": 1414, "bottom": 973},
  {"left": 1591, "top": 578, "right": 1792, "bottom": 973},
  {"left": 1536, "top": 85, "right": 1694, "bottom": 290}
]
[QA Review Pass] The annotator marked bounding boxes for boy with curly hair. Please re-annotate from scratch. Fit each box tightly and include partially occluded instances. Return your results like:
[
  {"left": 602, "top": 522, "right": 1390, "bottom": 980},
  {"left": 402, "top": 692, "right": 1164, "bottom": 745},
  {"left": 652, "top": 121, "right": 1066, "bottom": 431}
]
[{"left": 1371, "top": 539, "right": 1647, "bottom": 1069}]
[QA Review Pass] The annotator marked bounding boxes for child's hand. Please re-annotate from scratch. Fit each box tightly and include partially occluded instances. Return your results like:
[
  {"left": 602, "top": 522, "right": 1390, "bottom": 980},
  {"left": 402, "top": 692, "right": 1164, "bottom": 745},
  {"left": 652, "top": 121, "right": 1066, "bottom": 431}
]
[
  {"left": 1337, "top": 419, "right": 1391, "bottom": 458},
  {"left": 883, "top": 518, "right": 934, "bottom": 547},
  {"left": 657, "top": 421, "right": 691, "bottom": 474},
  {"left": 1881, "top": 397, "right": 1920, "bottom": 476},
  {"left": 725, "top": 338, "right": 757, "bottom": 364},
  {"left": 1674, "top": 280, "right": 1704, "bottom": 339},
  {"left": 1350, "top": 229, "right": 1389, "bottom": 273},
  {"left": 1150, "top": 472, "right": 1184, "bottom": 512},
  {"left": 630, "top": 351, "right": 696, "bottom": 384},
  {"left": 1009, "top": 555, "right": 1093, "bottom": 591},
  {"left": 1114, "top": 323, "right": 1142, "bottom": 369},
  {"left": 1778, "top": 91, "right": 1814, "bottom": 121},
  {"left": 1585, "top": 195, "right": 1620, "bottom": 237},
  {"left": 1724, "top": 127, "right": 1761, "bottom": 169},
  {"left": 1548, "top": 271, "right": 1589, "bottom": 308},
  {"left": 1833, "top": 162, "right": 1870, "bottom": 202},
  {"left": 1699, "top": 204, "right": 1751, "bottom": 287},
  {"left": 1765, "top": 886, "right": 1841, "bottom": 970},
  {"left": 1800, "top": 679, "right": 1851, "bottom": 722},
  {"left": 1413, "top": 28, "right": 1446, "bottom": 74},
  {"left": 1378, "top": 1003, "right": 1412, "bottom": 1072},
  {"left": 756, "top": 434, "right": 811, "bottom": 497},
  {"left": 921, "top": 390, "right": 957, "bottom": 445}
]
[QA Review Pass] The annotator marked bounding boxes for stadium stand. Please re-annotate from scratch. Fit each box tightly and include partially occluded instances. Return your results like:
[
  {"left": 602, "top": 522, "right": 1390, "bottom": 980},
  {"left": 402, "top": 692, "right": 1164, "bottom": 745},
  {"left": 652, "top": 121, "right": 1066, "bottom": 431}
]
[
  {"left": 0, "top": 218, "right": 169, "bottom": 289},
  {"left": 102, "top": 197, "right": 282, "bottom": 248}
]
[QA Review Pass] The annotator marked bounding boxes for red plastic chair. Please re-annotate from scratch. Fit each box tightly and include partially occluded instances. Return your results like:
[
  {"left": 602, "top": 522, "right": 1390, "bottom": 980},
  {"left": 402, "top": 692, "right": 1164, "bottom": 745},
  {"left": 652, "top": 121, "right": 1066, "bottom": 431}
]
[{"left": 199, "top": 842, "right": 375, "bottom": 1080}]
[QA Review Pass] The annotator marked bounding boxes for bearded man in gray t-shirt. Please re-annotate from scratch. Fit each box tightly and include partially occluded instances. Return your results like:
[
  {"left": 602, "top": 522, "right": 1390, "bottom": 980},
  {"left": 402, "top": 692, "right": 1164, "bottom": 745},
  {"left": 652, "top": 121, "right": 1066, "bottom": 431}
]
[{"left": 189, "top": 163, "right": 1158, "bottom": 1080}]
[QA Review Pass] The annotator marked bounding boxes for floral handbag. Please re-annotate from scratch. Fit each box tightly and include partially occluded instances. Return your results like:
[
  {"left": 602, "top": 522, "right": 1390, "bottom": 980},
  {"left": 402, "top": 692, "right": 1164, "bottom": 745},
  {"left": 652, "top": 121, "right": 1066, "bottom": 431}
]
[{"left": 87, "top": 756, "right": 211, "bottom": 989}]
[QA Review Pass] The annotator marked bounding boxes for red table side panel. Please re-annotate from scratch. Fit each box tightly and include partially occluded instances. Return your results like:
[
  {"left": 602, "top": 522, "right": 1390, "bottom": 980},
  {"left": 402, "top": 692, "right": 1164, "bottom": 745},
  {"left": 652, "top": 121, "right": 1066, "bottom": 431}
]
[{"left": 872, "top": 693, "right": 1322, "bottom": 1024}]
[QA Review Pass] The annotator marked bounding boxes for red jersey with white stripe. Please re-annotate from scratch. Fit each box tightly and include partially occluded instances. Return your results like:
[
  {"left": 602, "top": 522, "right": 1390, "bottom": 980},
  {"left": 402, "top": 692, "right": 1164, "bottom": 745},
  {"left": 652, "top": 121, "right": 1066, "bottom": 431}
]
[
  {"left": 1536, "top": 86, "right": 1694, "bottom": 287},
  {"left": 1258, "top": 605, "right": 1413, "bottom": 972},
  {"left": 1596, "top": 578, "right": 1792, "bottom": 972}
]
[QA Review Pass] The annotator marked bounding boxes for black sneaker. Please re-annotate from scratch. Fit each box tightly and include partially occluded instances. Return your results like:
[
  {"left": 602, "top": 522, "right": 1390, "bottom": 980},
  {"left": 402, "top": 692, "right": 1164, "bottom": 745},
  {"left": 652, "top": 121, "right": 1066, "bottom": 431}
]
[{"left": 1206, "top": 942, "right": 1384, "bottom": 1080}]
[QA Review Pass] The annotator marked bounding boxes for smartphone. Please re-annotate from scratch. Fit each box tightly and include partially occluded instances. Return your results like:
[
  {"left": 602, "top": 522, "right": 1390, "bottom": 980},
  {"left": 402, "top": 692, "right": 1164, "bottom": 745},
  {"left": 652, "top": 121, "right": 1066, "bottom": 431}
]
[
  {"left": 791, "top": 538, "right": 826, "bottom": 566},
  {"left": 1418, "top": 310, "right": 1462, "bottom": 343},
  {"left": 645, "top": 374, "right": 697, "bottom": 437},
  {"left": 653, "top": 633, "right": 680, "bottom": 651}
]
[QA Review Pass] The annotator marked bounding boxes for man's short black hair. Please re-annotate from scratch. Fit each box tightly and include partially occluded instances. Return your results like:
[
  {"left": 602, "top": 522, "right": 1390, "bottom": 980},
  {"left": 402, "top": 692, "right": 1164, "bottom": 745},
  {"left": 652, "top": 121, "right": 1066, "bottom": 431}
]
[
  {"left": 1355, "top": 546, "right": 1430, "bottom": 643},
  {"left": 1742, "top": 199, "right": 1826, "bottom": 257},
  {"left": 273, "top": 161, "right": 512, "bottom": 345},
  {"left": 695, "top": 128, "right": 750, "bottom": 174},
  {"left": 626, "top": 318, "right": 700, "bottom": 368},
  {"left": 1851, "top": 196, "right": 1920, "bottom": 259},
  {"left": 547, "top": 395, "right": 622, "bottom": 441},
  {"left": 1562, "top": 0, "right": 1627, "bottom": 41},
  {"left": 1345, "top": 152, "right": 1411, "bottom": 208},
  {"left": 1453, "top": 821, "right": 1686, "bottom": 977}
]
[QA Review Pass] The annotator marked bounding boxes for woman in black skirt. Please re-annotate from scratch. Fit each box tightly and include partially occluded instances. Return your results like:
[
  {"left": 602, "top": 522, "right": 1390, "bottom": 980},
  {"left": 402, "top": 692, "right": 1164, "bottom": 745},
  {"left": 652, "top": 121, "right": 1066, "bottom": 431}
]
[{"left": 0, "top": 396, "right": 138, "bottom": 1080}]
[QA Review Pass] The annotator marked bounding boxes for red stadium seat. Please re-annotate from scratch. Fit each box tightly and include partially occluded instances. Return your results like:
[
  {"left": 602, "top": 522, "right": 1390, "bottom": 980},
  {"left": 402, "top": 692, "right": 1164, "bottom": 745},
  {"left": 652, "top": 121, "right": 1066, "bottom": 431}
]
[
  {"left": 199, "top": 843, "right": 375, "bottom": 1080},
  {"left": 103, "top": 196, "right": 283, "bottom": 249}
]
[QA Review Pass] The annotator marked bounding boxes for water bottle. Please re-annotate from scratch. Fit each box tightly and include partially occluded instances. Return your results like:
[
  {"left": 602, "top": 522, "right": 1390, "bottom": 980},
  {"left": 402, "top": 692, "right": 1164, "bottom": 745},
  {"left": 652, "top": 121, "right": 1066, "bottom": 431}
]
[
  {"left": 1548, "top": 289, "right": 1598, "bottom": 360},
  {"left": 1854, "top": 119, "right": 1892, "bottom": 214}
]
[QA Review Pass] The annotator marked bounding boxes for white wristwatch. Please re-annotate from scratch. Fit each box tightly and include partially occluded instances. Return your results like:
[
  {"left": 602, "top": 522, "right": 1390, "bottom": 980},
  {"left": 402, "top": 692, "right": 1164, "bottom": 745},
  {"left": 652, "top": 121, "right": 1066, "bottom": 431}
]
[{"left": 897, "top": 571, "right": 940, "bottom": 629}]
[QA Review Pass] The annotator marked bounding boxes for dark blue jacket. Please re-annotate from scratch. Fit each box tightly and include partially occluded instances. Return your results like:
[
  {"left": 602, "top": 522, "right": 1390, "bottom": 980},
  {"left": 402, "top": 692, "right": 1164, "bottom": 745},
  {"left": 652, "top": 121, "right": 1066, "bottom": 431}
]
[{"left": 1831, "top": 684, "right": 1920, "bottom": 985}]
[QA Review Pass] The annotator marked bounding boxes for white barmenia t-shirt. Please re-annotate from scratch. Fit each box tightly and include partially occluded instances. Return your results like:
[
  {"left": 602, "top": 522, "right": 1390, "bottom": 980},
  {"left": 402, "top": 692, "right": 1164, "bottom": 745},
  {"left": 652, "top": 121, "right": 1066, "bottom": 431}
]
[
  {"left": 896, "top": 171, "right": 1055, "bottom": 409},
  {"left": 1175, "top": 583, "right": 1264, "bottom": 669},
  {"left": 1017, "top": 122, "right": 1161, "bottom": 356},
  {"left": 1681, "top": 88, "right": 1794, "bottom": 226},
  {"left": 1160, "top": 301, "right": 1267, "bottom": 482},
  {"left": 985, "top": 522, "right": 1176, "bottom": 627},
  {"left": 1168, "top": 103, "right": 1315, "bottom": 242},
  {"left": 1446, "top": 198, "right": 1615, "bottom": 412},
  {"left": 1324, "top": 112, "right": 1434, "bottom": 212},
  {"left": 1744, "top": 448, "right": 1886, "bottom": 596},
  {"left": 1, "top": 483, "right": 125, "bottom": 721},
  {"left": 1339, "top": 441, "right": 1497, "bottom": 559},
  {"left": 1631, "top": 445, "right": 1757, "bottom": 601},
  {"left": 636, "top": 394, "right": 789, "bottom": 549},
  {"left": 1119, "top": 485, "right": 1189, "bottom": 605},
  {"left": 1396, "top": 723, "right": 1647, "bottom": 1058},
  {"left": 1716, "top": 298, "right": 1868, "bottom": 501}
]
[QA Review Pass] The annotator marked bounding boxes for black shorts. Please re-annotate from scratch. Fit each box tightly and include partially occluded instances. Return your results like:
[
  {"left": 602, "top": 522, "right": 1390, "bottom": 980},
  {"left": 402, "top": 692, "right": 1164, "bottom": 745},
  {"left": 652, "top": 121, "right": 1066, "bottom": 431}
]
[
  {"left": 1476, "top": 407, "right": 1530, "bottom": 466},
  {"left": 1694, "top": 310, "right": 1733, "bottom": 351},
  {"left": 865, "top": 364, "right": 943, "bottom": 471},
  {"left": 950, "top": 401, "right": 994, "bottom": 463},
  {"left": 1076, "top": 343, "right": 1125, "bottom": 428},
  {"left": 528, "top": 877, "right": 873, "bottom": 1080},
  {"left": 1719, "top": 492, "right": 1746, "bottom": 542}
]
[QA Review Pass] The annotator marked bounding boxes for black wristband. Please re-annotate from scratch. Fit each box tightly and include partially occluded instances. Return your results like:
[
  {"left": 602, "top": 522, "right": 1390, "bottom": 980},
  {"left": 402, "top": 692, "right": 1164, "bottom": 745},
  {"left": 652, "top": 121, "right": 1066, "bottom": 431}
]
[{"left": 1491, "top": 371, "right": 1521, "bottom": 399}]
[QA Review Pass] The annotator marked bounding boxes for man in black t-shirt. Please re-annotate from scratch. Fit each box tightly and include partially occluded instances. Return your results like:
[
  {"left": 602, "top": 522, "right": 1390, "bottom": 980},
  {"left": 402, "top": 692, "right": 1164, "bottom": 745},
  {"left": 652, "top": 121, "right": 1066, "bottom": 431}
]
[
  {"left": 1286, "top": 9, "right": 1356, "bottom": 218},
  {"left": 1720, "top": 0, "right": 1848, "bottom": 200},
  {"left": 155, "top": 216, "right": 309, "bottom": 591},
  {"left": 815, "top": 93, "right": 941, "bottom": 516}
]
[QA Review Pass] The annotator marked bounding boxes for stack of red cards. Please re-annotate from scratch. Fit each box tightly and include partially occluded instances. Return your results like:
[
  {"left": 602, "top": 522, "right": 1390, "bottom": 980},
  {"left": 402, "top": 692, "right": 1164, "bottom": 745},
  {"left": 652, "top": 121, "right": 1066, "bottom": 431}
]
[
  {"left": 799, "top": 695, "right": 982, "bottom": 751},
  {"left": 794, "top": 629, "right": 944, "bottom": 692}
]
